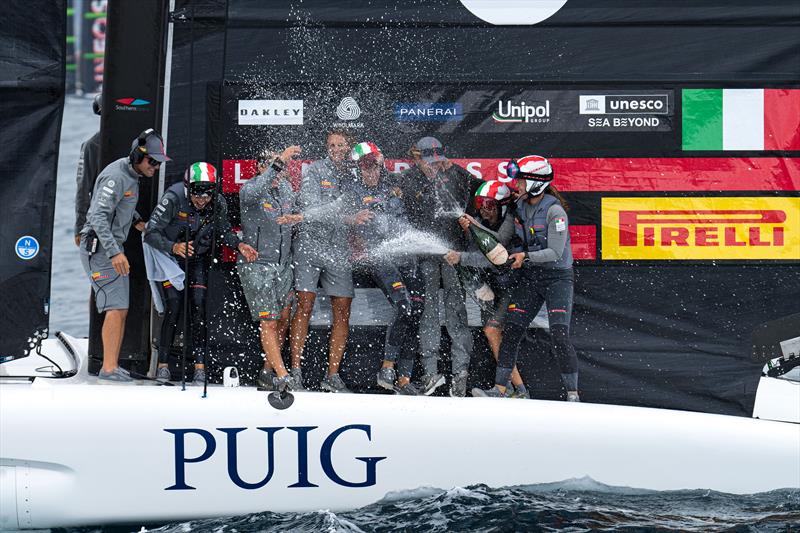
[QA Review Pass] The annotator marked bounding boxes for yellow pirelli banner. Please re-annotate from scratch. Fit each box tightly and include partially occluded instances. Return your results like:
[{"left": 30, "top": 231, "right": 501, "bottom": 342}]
[{"left": 602, "top": 197, "right": 800, "bottom": 260}]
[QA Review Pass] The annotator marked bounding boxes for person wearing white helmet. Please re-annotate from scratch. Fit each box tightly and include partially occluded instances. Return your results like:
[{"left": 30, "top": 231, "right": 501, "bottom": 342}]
[{"left": 472, "top": 155, "right": 581, "bottom": 402}]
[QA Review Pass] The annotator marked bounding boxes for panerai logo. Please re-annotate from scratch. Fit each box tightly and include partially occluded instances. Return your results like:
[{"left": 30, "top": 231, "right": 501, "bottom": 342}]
[
  {"left": 492, "top": 100, "right": 550, "bottom": 123},
  {"left": 164, "top": 424, "right": 385, "bottom": 490},
  {"left": 238, "top": 100, "right": 304, "bottom": 126}
]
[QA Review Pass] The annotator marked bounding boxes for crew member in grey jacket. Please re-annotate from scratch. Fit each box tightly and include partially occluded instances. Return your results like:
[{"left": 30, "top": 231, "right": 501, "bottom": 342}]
[
  {"left": 79, "top": 129, "right": 169, "bottom": 382},
  {"left": 471, "top": 156, "right": 580, "bottom": 401},
  {"left": 237, "top": 145, "right": 303, "bottom": 391},
  {"left": 289, "top": 130, "right": 357, "bottom": 393},
  {"left": 74, "top": 94, "right": 103, "bottom": 246}
]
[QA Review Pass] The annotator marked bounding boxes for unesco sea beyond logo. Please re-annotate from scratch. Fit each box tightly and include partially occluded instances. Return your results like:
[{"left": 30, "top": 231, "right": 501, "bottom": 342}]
[{"left": 395, "top": 103, "right": 463, "bottom": 122}]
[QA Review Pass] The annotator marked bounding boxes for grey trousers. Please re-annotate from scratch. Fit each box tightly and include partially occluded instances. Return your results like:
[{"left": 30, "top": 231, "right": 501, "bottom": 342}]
[{"left": 418, "top": 257, "right": 473, "bottom": 375}]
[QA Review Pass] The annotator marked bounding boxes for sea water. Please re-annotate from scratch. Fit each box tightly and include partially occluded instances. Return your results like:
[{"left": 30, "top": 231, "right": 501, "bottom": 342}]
[{"left": 57, "top": 479, "right": 799, "bottom": 532}]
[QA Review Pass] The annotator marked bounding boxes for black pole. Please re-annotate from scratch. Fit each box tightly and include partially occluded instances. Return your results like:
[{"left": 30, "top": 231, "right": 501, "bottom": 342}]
[{"left": 181, "top": 226, "right": 190, "bottom": 391}]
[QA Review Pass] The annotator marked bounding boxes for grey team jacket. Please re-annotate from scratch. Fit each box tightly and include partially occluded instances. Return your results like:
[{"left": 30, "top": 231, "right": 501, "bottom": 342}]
[
  {"left": 294, "top": 157, "right": 352, "bottom": 262},
  {"left": 144, "top": 181, "right": 240, "bottom": 257},
  {"left": 238, "top": 167, "right": 296, "bottom": 266},
  {"left": 81, "top": 157, "right": 143, "bottom": 258},
  {"left": 497, "top": 194, "right": 573, "bottom": 270}
]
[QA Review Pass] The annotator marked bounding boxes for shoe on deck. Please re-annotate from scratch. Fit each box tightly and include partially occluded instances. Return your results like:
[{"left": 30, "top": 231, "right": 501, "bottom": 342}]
[
  {"left": 471, "top": 385, "right": 511, "bottom": 398},
  {"left": 289, "top": 368, "right": 306, "bottom": 391},
  {"left": 156, "top": 366, "right": 171, "bottom": 381},
  {"left": 415, "top": 373, "right": 445, "bottom": 396},
  {"left": 377, "top": 367, "right": 397, "bottom": 390},
  {"left": 191, "top": 369, "right": 206, "bottom": 386},
  {"left": 394, "top": 382, "right": 420, "bottom": 396},
  {"left": 566, "top": 391, "right": 581, "bottom": 402},
  {"left": 509, "top": 386, "right": 530, "bottom": 399},
  {"left": 258, "top": 369, "right": 276, "bottom": 390},
  {"left": 320, "top": 373, "right": 352, "bottom": 393},
  {"left": 98, "top": 367, "right": 133, "bottom": 383},
  {"left": 449, "top": 370, "right": 469, "bottom": 397}
]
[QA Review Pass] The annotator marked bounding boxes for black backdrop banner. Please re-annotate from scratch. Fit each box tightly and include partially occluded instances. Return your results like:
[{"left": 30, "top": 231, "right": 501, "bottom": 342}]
[{"left": 144, "top": 0, "right": 800, "bottom": 414}]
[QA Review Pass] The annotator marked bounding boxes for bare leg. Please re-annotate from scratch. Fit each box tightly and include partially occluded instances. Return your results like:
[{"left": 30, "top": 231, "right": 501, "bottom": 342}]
[
  {"left": 290, "top": 291, "right": 316, "bottom": 370},
  {"left": 278, "top": 299, "right": 293, "bottom": 364},
  {"left": 327, "top": 296, "right": 352, "bottom": 375},
  {"left": 483, "top": 324, "right": 523, "bottom": 387},
  {"left": 260, "top": 320, "right": 288, "bottom": 378},
  {"left": 101, "top": 309, "right": 127, "bottom": 373}
]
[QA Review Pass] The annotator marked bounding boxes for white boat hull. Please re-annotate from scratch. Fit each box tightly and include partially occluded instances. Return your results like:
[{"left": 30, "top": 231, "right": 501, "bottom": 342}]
[{"left": 1, "top": 336, "right": 798, "bottom": 529}]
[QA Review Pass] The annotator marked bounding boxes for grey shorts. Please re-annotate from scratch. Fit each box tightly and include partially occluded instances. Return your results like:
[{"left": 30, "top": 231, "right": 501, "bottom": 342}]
[
  {"left": 293, "top": 255, "right": 354, "bottom": 298},
  {"left": 237, "top": 261, "right": 294, "bottom": 321},
  {"left": 80, "top": 247, "right": 129, "bottom": 313}
]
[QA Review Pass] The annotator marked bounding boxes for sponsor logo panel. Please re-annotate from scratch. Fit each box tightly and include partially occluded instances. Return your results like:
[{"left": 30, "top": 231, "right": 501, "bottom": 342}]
[
  {"left": 602, "top": 197, "right": 800, "bottom": 260},
  {"left": 480, "top": 90, "right": 673, "bottom": 132},
  {"left": 394, "top": 102, "right": 463, "bottom": 122},
  {"left": 332, "top": 96, "right": 364, "bottom": 129},
  {"left": 238, "top": 100, "right": 304, "bottom": 125}
]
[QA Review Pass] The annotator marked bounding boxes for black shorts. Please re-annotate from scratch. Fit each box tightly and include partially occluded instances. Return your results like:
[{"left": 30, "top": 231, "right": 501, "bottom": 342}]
[{"left": 504, "top": 267, "right": 574, "bottom": 329}]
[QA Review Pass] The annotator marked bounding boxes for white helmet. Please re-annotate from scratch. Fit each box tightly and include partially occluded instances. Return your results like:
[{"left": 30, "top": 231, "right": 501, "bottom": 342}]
[{"left": 506, "top": 155, "right": 553, "bottom": 196}]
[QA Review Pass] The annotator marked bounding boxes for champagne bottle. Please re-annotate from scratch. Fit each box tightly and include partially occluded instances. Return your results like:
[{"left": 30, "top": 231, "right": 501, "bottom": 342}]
[
  {"left": 454, "top": 264, "right": 495, "bottom": 311},
  {"left": 468, "top": 223, "right": 509, "bottom": 266}
]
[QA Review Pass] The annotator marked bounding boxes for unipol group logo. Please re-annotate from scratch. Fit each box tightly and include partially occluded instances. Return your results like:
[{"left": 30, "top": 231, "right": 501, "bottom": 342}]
[
  {"left": 238, "top": 100, "right": 304, "bottom": 126},
  {"left": 601, "top": 197, "right": 800, "bottom": 260},
  {"left": 492, "top": 100, "right": 550, "bottom": 124}
]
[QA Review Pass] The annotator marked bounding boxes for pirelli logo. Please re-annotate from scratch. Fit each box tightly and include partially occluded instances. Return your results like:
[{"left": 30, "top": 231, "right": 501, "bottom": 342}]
[{"left": 602, "top": 197, "right": 800, "bottom": 260}]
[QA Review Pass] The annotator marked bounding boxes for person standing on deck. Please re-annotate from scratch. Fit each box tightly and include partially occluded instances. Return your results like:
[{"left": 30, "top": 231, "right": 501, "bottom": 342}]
[
  {"left": 79, "top": 129, "right": 168, "bottom": 382},
  {"left": 238, "top": 146, "right": 303, "bottom": 391},
  {"left": 289, "top": 130, "right": 357, "bottom": 393},
  {"left": 472, "top": 156, "right": 580, "bottom": 402}
]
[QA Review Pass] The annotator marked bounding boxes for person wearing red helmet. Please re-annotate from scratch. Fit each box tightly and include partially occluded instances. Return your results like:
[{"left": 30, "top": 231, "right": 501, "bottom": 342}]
[
  {"left": 472, "top": 155, "right": 580, "bottom": 402},
  {"left": 445, "top": 181, "right": 529, "bottom": 398}
]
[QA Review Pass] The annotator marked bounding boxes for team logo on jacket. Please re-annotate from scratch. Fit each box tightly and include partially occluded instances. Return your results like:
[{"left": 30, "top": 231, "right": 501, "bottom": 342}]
[
  {"left": 91, "top": 272, "right": 110, "bottom": 281},
  {"left": 321, "top": 180, "right": 335, "bottom": 189},
  {"left": 124, "top": 190, "right": 135, "bottom": 197},
  {"left": 362, "top": 195, "right": 382, "bottom": 206},
  {"left": 507, "top": 303, "right": 527, "bottom": 313},
  {"left": 262, "top": 202, "right": 276, "bottom": 212},
  {"left": 391, "top": 281, "right": 404, "bottom": 290},
  {"left": 177, "top": 211, "right": 189, "bottom": 220},
  {"left": 163, "top": 281, "right": 173, "bottom": 289},
  {"left": 602, "top": 197, "right": 800, "bottom": 260},
  {"left": 259, "top": 311, "right": 274, "bottom": 319}
]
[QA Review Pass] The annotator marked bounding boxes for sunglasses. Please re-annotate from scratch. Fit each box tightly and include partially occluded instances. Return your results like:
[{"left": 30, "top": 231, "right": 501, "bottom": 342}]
[
  {"left": 146, "top": 156, "right": 162, "bottom": 167},
  {"left": 506, "top": 160, "right": 520, "bottom": 180},
  {"left": 419, "top": 147, "right": 444, "bottom": 157}
]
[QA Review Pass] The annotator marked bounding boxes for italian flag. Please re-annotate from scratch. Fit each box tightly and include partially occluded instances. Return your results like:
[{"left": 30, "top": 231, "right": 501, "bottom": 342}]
[{"left": 682, "top": 89, "right": 800, "bottom": 151}]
